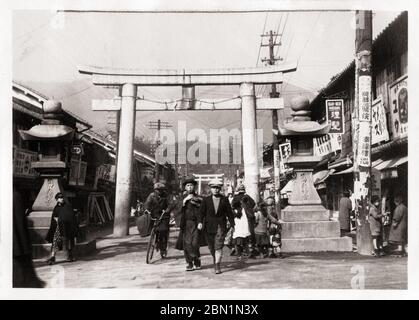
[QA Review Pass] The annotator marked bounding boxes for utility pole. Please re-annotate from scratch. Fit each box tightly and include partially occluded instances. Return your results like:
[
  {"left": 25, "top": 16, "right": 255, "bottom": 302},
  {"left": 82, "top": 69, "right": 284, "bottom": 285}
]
[
  {"left": 261, "top": 30, "right": 283, "bottom": 214},
  {"left": 149, "top": 120, "right": 172, "bottom": 182},
  {"left": 353, "top": 11, "right": 373, "bottom": 255}
]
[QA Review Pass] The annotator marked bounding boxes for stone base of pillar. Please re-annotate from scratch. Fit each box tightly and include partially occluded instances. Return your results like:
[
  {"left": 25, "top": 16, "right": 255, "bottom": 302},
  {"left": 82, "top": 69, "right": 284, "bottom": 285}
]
[{"left": 281, "top": 237, "right": 353, "bottom": 252}]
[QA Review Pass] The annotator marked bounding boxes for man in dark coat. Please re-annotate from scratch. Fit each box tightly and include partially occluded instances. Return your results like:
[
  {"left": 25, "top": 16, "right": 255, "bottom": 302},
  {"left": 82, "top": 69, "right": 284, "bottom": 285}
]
[
  {"left": 338, "top": 190, "right": 352, "bottom": 236},
  {"left": 231, "top": 184, "right": 257, "bottom": 258},
  {"left": 199, "top": 179, "right": 235, "bottom": 274},
  {"left": 46, "top": 192, "right": 78, "bottom": 264},
  {"left": 13, "top": 187, "right": 45, "bottom": 288},
  {"left": 144, "top": 182, "right": 171, "bottom": 258},
  {"left": 389, "top": 194, "right": 408, "bottom": 256},
  {"left": 176, "top": 176, "right": 204, "bottom": 271}
]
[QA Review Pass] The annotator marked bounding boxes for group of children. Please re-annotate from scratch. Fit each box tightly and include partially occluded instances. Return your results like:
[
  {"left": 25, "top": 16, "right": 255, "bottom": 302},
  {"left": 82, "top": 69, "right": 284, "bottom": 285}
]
[{"left": 228, "top": 188, "right": 283, "bottom": 260}]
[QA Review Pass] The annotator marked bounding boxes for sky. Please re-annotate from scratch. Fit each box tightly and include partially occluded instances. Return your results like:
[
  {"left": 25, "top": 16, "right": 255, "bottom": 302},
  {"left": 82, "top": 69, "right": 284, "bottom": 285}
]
[{"left": 12, "top": 9, "right": 402, "bottom": 143}]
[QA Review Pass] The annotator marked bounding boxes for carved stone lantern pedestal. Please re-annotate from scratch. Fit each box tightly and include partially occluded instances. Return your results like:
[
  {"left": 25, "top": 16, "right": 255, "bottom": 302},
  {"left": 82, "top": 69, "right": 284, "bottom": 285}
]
[{"left": 277, "top": 96, "right": 352, "bottom": 252}]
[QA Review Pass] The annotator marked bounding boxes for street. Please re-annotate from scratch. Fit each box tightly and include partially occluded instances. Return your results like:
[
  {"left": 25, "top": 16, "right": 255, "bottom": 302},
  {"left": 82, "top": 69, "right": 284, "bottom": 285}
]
[{"left": 34, "top": 226, "right": 407, "bottom": 289}]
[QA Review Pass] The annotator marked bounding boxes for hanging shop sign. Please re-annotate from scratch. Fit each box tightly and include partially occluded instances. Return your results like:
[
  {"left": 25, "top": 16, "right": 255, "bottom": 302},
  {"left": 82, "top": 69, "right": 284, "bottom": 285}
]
[
  {"left": 359, "top": 75, "right": 372, "bottom": 122},
  {"left": 371, "top": 168, "right": 381, "bottom": 199},
  {"left": 69, "top": 159, "right": 87, "bottom": 186},
  {"left": 326, "top": 99, "right": 344, "bottom": 134},
  {"left": 329, "top": 134, "right": 342, "bottom": 152},
  {"left": 313, "top": 135, "right": 332, "bottom": 157},
  {"left": 13, "top": 146, "right": 38, "bottom": 177},
  {"left": 279, "top": 142, "right": 291, "bottom": 162},
  {"left": 389, "top": 75, "right": 408, "bottom": 139},
  {"left": 357, "top": 122, "right": 371, "bottom": 167},
  {"left": 371, "top": 95, "right": 390, "bottom": 145}
]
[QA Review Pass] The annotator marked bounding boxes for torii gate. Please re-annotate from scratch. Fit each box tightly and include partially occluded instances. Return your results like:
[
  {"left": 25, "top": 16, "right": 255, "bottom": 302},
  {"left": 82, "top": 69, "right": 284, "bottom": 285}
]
[{"left": 79, "top": 64, "right": 297, "bottom": 237}]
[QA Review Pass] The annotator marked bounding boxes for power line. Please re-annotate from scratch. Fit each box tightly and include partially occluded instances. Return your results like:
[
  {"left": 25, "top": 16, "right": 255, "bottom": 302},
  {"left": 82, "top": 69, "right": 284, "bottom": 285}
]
[
  {"left": 255, "top": 12, "right": 269, "bottom": 67},
  {"left": 283, "top": 12, "right": 322, "bottom": 93}
]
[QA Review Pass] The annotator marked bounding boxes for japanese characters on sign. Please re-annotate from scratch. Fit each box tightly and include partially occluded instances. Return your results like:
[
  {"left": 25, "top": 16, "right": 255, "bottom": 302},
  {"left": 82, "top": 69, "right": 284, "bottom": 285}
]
[
  {"left": 371, "top": 95, "right": 389, "bottom": 145},
  {"left": 389, "top": 75, "right": 408, "bottom": 139},
  {"left": 313, "top": 134, "right": 342, "bottom": 157},
  {"left": 279, "top": 142, "right": 291, "bottom": 173},
  {"left": 326, "top": 99, "right": 344, "bottom": 134},
  {"left": 359, "top": 76, "right": 372, "bottom": 122},
  {"left": 13, "top": 146, "right": 38, "bottom": 177},
  {"left": 357, "top": 122, "right": 371, "bottom": 167}
]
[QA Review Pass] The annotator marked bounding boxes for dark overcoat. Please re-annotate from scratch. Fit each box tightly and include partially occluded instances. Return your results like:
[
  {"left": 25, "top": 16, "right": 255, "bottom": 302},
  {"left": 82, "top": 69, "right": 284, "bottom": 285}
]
[
  {"left": 199, "top": 195, "right": 235, "bottom": 234},
  {"left": 46, "top": 201, "right": 78, "bottom": 243},
  {"left": 338, "top": 197, "right": 352, "bottom": 231},
  {"left": 368, "top": 205, "right": 382, "bottom": 236},
  {"left": 389, "top": 203, "right": 408, "bottom": 244},
  {"left": 144, "top": 191, "right": 170, "bottom": 232}
]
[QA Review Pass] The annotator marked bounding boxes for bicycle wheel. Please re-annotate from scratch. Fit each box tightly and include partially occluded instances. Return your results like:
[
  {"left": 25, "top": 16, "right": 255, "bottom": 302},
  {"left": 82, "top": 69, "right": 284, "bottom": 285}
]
[{"left": 146, "top": 228, "right": 156, "bottom": 264}]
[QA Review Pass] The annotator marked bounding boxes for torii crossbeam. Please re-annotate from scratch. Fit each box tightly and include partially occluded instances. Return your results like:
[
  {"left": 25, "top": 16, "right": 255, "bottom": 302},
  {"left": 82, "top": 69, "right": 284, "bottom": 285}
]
[{"left": 79, "top": 63, "right": 297, "bottom": 237}]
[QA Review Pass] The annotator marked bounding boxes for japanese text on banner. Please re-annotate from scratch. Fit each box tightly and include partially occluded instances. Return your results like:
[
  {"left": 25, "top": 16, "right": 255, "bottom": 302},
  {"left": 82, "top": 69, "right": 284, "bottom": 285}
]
[{"left": 359, "top": 76, "right": 372, "bottom": 122}]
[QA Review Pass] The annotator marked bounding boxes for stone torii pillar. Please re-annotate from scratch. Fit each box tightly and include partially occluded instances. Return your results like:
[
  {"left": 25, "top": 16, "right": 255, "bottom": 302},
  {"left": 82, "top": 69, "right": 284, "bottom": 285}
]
[
  {"left": 114, "top": 83, "right": 137, "bottom": 236},
  {"left": 79, "top": 63, "right": 297, "bottom": 237}
]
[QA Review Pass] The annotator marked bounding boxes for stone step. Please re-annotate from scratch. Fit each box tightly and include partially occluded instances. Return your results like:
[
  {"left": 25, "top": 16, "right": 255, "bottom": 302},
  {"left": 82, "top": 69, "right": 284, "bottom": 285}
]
[
  {"left": 32, "top": 240, "right": 96, "bottom": 260},
  {"left": 27, "top": 212, "right": 53, "bottom": 228},
  {"left": 281, "top": 221, "right": 340, "bottom": 239},
  {"left": 281, "top": 237, "right": 353, "bottom": 252},
  {"left": 281, "top": 205, "right": 330, "bottom": 222}
]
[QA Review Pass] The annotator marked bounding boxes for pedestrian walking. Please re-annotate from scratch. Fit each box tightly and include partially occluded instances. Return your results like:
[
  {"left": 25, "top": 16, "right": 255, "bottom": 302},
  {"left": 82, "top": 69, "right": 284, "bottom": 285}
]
[
  {"left": 45, "top": 192, "right": 78, "bottom": 265},
  {"left": 231, "top": 184, "right": 257, "bottom": 258},
  {"left": 13, "top": 187, "right": 45, "bottom": 288},
  {"left": 264, "top": 196, "right": 283, "bottom": 258},
  {"left": 254, "top": 201, "right": 282, "bottom": 258},
  {"left": 388, "top": 194, "right": 408, "bottom": 257},
  {"left": 231, "top": 200, "right": 251, "bottom": 261},
  {"left": 175, "top": 176, "right": 205, "bottom": 271},
  {"left": 369, "top": 195, "right": 384, "bottom": 257},
  {"left": 200, "top": 179, "right": 235, "bottom": 274},
  {"left": 338, "top": 190, "right": 352, "bottom": 236}
]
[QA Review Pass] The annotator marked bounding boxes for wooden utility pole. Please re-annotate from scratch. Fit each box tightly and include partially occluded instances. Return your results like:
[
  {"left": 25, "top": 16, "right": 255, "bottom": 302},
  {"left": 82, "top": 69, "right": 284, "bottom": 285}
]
[
  {"left": 149, "top": 119, "right": 172, "bottom": 182},
  {"left": 353, "top": 10, "right": 373, "bottom": 255},
  {"left": 261, "top": 30, "right": 282, "bottom": 213}
]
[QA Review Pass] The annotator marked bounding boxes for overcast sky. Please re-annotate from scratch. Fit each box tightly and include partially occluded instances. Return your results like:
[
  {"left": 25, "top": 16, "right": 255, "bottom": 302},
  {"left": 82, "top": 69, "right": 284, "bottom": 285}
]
[{"left": 12, "top": 10, "right": 402, "bottom": 143}]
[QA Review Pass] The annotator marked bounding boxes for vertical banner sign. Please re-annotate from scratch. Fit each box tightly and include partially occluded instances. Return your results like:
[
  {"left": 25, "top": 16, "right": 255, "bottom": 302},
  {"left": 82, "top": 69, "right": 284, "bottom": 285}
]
[
  {"left": 371, "top": 95, "right": 389, "bottom": 145},
  {"left": 279, "top": 142, "right": 291, "bottom": 172},
  {"left": 389, "top": 75, "right": 408, "bottom": 139},
  {"left": 326, "top": 99, "right": 344, "bottom": 134},
  {"left": 357, "top": 75, "right": 372, "bottom": 167},
  {"left": 359, "top": 76, "right": 372, "bottom": 122}
]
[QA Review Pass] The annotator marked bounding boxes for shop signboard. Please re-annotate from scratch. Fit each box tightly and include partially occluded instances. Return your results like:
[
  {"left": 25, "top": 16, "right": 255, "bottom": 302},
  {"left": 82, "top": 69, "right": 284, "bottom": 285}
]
[
  {"left": 326, "top": 99, "right": 344, "bottom": 134},
  {"left": 389, "top": 75, "right": 408, "bottom": 139},
  {"left": 13, "top": 146, "right": 38, "bottom": 177},
  {"left": 371, "top": 95, "right": 390, "bottom": 145}
]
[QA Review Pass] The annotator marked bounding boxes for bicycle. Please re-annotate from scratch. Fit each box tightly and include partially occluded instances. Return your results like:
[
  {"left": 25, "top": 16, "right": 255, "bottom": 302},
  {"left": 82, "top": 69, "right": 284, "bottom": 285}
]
[{"left": 145, "top": 209, "right": 167, "bottom": 264}]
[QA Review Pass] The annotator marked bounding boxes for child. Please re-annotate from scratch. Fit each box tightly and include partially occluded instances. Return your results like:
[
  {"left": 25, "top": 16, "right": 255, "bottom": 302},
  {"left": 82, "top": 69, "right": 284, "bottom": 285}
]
[
  {"left": 254, "top": 201, "right": 281, "bottom": 258},
  {"left": 232, "top": 202, "right": 251, "bottom": 260},
  {"left": 369, "top": 195, "right": 384, "bottom": 257},
  {"left": 264, "top": 197, "right": 284, "bottom": 258}
]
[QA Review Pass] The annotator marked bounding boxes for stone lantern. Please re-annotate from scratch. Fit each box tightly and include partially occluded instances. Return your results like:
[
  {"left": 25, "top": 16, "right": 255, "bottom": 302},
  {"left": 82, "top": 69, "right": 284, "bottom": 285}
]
[
  {"left": 277, "top": 96, "right": 352, "bottom": 252},
  {"left": 19, "top": 101, "right": 95, "bottom": 258}
]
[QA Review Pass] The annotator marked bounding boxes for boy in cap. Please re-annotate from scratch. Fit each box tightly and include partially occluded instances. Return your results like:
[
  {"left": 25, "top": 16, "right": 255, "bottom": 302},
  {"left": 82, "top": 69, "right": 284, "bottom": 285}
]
[{"left": 200, "top": 179, "right": 235, "bottom": 274}]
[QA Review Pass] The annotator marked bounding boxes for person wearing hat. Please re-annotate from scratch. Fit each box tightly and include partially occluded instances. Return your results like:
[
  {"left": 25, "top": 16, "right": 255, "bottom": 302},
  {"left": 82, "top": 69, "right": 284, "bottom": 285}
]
[
  {"left": 199, "top": 178, "right": 235, "bottom": 274},
  {"left": 144, "top": 182, "right": 171, "bottom": 258},
  {"left": 45, "top": 192, "right": 78, "bottom": 264},
  {"left": 175, "top": 176, "right": 205, "bottom": 271},
  {"left": 231, "top": 184, "right": 257, "bottom": 258}
]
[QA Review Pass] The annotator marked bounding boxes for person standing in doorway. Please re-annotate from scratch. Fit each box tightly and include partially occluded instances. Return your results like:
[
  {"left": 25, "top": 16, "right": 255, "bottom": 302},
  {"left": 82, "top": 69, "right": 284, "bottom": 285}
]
[
  {"left": 388, "top": 194, "right": 408, "bottom": 257},
  {"left": 46, "top": 192, "right": 78, "bottom": 264},
  {"left": 200, "top": 179, "right": 235, "bottom": 274},
  {"left": 338, "top": 190, "right": 352, "bottom": 237}
]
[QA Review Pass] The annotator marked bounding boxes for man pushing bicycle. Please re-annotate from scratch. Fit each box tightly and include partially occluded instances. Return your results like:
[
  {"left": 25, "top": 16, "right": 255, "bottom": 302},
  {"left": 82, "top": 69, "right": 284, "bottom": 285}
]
[{"left": 144, "top": 182, "right": 171, "bottom": 258}]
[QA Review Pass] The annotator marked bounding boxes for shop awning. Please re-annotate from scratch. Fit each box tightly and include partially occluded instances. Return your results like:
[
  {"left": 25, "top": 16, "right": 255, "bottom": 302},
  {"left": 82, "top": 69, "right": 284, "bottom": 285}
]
[
  {"left": 331, "top": 155, "right": 407, "bottom": 175},
  {"left": 313, "top": 169, "right": 333, "bottom": 184},
  {"left": 373, "top": 155, "right": 408, "bottom": 170}
]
